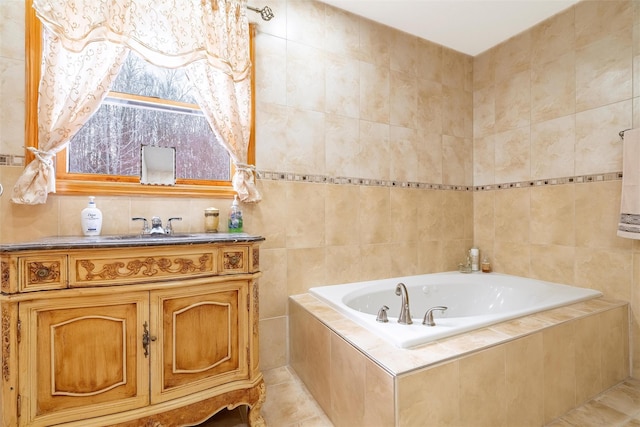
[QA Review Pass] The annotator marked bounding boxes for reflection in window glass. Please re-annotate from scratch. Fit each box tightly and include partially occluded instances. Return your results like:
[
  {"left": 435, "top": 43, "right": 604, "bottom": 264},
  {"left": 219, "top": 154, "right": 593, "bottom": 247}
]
[{"left": 67, "top": 51, "right": 231, "bottom": 181}]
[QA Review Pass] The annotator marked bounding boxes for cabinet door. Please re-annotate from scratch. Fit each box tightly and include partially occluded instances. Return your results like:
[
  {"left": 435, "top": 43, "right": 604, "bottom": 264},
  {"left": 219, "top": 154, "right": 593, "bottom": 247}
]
[
  {"left": 150, "top": 280, "right": 249, "bottom": 404},
  {"left": 19, "top": 292, "right": 149, "bottom": 427}
]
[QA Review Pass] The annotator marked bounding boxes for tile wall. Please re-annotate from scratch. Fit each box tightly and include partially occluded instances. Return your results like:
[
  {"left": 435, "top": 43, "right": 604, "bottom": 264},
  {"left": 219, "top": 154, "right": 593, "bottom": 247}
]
[{"left": 0, "top": 0, "right": 639, "bottom": 374}]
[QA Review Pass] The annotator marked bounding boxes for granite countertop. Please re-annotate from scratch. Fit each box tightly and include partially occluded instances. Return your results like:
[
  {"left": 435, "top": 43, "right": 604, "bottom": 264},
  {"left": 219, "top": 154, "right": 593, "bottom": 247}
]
[{"left": 0, "top": 232, "right": 265, "bottom": 252}]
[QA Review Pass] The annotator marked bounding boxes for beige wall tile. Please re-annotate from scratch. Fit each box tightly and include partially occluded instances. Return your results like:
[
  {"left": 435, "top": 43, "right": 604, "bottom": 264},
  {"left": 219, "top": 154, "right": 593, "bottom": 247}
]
[
  {"left": 390, "top": 71, "right": 417, "bottom": 129},
  {"left": 286, "top": 0, "right": 325, "bottom": 49},
  {"left": 285, "top": 182, "right": 326, "bottom": 249},
  {"left": 494, "top": 127, "right": 531, "bottom": 184},
  {"left": 390, "top": 30, "right": 418, "bottom": 75},
  {"left": 543, "top": 321, "right": 576, "bottom": 423},
  {"left": 389, "top": 126, "right": 419, "bottom": 182},
  {"left": 575, "top": 247, "right": 632, "bottom": 300},
  {"left": 0, "top": 56, "right": 24, "bottom": 155},
  {"left": 531, "top": 7, "right": 575, "bottom": 66},
  {"left": 493, "top": 241, "right": 530, "bottom": 276},
  {"left": 494, "top": 30, "right": 530, "bottom": 83},
  {"left": 575, "top": 0, "right": 634, "bottom": 48},
  {"left": 288, "top": 302, "right": 332, "bottom": 414},
  {"left": 600, "top": 306, "right": 631, "bottom": 389},
  {"left": 574, "top": 314, "right": 603, "bottom": 404},
  {"left": 259, "top": 316, "right": 288, "bottom": 371},
  {"left": 531, "top": 52, "right": 576, "bottom": 124},
  {"left": 325, "top": 114, "right": 360, "bottom": 177},
  {"left": 359, "top": 244, "right": 392, "bottom": 281},
  {"left": 473, "top": 134, "right": 494, "bottom": 186},
  {"left": 575, "top": 101, "right": 632, "bottom": 175},
  {"left": 363, "top": 358, "right": 395, "bottom": 427},
  {"left": 259, "top": 248, "right": 288, "bottom": 319},
  {"left": 530, "top": 244, "right": 575, "bottom": 285},
  {"left": 416, "top": 38, "right": 442, "bottom": 83},
  {"left": 530, "top": 184, "right": 575, "bottom": 246},
  {"left": 254, "top": 32, "right": 286, "bottom": 106},
  {"left": 244, "top": 180, "right": 288, "bottom": 249},
  {"left": 359, "top": 62, "right": 390, "bottom": 123},
  {"left": 473, "top": 85, "right": 495, "bottom": 140},
  {"left": 576, "top": 28, "right": 633, "bottom": 112},
  {"left": 531, "top": 115, "right": 575, "bottom": 180},
  {"left": 398, "top": 362, "right": 460, "bottom": 426},
  {"left": 494, "top": 70, "right": 530, "bottom": 133},
  {"left": 494, "top": 188, "right": 530, "bottom": 243},
  {"left": 473, "top": 190, "right": 495, "bottom": 243},
  {"left": 575, "top": 181, "right": 630, "bottom": 250},
  {"left": 324, "top": 5, "right": 360, "bottom": 58},
  {"left": 358, "top": 120, "right": 390, "bottom": 180},
  {"left": 324, "top": 245, "right": 362, "bottom": 285},
  {"left": 358, "top": 186, "right": 391, "bottom": 245},
  {"left": 287, "top": 248, "right": 327, "bottom": 296},
  {"left": 286, "top": 41, "right": 325, "bottom": 112},
  {"left": 325, "top": 53, "right": 360, "bottom": 119},
  {"left": 325, "top": 183, "right": 360, "bottom": 246},
  {"left": 329, "top": 333, "right": 366, "bottom": 427},
  {"left": 416, "top": 131, "right": 443, "bottom": 183},
  {"left": 459, "top": 346, "right": 507, "bottom": 427},
  {"left": 505, "top": 333, "right": 544, "bottom": 426}
]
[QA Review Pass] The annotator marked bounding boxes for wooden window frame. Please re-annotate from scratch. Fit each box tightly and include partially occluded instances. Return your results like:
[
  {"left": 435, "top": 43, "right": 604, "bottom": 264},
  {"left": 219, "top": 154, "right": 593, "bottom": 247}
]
[{"left": 25, "top": 2, "right": 256, "bottom": 198}]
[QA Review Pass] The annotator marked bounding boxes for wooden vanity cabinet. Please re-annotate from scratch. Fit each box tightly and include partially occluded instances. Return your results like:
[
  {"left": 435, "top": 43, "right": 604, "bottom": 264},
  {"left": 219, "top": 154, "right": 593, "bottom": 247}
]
[{"left": 0, "top": 239, "right": 265, "bottom": 427}]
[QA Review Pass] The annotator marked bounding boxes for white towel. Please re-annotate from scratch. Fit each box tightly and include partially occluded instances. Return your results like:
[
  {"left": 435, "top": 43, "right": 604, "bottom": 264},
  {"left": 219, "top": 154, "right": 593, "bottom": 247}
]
[{"left": 618, "top": 128, "right": 640, "bottom": 239}]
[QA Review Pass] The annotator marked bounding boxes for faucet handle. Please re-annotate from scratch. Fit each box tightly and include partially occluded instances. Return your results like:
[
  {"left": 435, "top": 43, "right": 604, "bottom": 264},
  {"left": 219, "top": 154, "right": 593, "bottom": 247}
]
[
  {"left": 132, "top": 217, "right": 149, "bottom": 234},
  {"left": 376, "top": 305, "right": 389, "bottom": 323},
  {"left": 422, "top": 306, "right": 448, "bottom": 327},
  {"left": 165, "top": 217, "right": 183, "bottom": 235}
]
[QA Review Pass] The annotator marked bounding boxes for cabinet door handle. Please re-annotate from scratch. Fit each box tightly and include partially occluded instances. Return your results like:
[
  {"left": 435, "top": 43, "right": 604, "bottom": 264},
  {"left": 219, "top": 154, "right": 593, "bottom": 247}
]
[{"left": 142, "top": 321, "right": 157, "bottom": 358}]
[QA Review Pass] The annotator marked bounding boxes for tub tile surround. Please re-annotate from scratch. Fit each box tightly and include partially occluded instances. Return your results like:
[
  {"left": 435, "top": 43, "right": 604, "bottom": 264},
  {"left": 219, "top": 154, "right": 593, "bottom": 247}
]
[{"left": 290, "top": 293, "right": 629, "bottom": 426}]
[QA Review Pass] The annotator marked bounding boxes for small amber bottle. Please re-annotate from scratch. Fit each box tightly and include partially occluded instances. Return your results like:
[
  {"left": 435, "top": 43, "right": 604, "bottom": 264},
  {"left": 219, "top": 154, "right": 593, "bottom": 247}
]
[{"left": 481, "top": 256, "right": 492, "bottom": 273}]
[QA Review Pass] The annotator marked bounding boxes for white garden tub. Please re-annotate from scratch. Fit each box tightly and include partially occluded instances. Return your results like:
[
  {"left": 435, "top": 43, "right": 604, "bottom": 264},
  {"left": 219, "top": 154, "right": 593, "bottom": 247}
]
[{"left": 309, "top": 272, "right": 602, "bottom": 348}]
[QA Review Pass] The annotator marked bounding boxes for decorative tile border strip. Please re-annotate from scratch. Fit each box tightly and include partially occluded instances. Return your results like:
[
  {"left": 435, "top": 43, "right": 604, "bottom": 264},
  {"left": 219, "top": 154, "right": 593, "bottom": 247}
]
[
  {"left": 0, "top": 154, "right": 25, "bottom": 167},
  {"left": 257, "top": 169, "right": 623, "bottom": 192}
]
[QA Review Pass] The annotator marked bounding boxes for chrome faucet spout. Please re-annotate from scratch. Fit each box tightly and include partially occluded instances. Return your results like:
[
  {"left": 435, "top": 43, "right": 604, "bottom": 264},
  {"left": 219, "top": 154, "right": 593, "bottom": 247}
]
[{"left": 395, "top": 282, "right": 413, "bottom": 324}]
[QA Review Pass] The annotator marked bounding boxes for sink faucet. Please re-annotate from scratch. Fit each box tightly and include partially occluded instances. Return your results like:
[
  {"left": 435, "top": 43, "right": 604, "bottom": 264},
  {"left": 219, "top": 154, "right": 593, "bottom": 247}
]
[
  {"left": 395, "top": 282, "right": 412, "bottom": 324},
  {"left": 149, "top": 216, "right": 165, "bottom": 234},
  {"left": 132, "top": 216, "right": 182, "bottom": 235}
]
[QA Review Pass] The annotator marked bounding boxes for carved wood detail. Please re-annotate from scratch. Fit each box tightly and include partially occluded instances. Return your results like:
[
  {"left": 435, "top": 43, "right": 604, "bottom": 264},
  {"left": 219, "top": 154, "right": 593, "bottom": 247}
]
[
  {"left": 28, "top": 261, "right": 60, "bottom": 283},
  {"left": 253, "top": 283, "right": 259, "bottom": 332},
  {"left": 110, "top": 379, "right": 266, "bottom": 427},
  {"left": 1, "top": 261, "right": 9, "bottom": 292},
  {"left": 223, "top": 251, "right": 244, "bottom": 270},
  {"left": 78, "top": 254, "right": 212, "bottom": 281},
  {"left": 253, "top": 248, "right": 259, "bottom": 269},
  {"left": 2, "top": 307, "right": 9, "bottom": 381}
]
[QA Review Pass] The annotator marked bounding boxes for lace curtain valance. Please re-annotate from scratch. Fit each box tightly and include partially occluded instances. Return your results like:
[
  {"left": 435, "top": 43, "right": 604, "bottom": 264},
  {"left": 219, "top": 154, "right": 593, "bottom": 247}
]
[
  {"left": 32, "top": 0, "right": 251, "bottom": 79},
  {"left": 13, "top": 0, "right": 261, "bottom": 205}
]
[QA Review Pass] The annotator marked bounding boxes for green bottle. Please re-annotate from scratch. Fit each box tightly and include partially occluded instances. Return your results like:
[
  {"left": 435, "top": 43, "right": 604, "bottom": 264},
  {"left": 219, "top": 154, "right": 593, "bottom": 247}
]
[{"left": 228, "top": 195, "right": 243, "bottom": 233}]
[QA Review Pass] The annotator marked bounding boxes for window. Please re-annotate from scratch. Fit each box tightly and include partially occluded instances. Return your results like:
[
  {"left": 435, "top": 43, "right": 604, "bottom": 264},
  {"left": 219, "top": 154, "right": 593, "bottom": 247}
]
[{"left": 25, "top": 3, "right": 255, "bottom": 198}]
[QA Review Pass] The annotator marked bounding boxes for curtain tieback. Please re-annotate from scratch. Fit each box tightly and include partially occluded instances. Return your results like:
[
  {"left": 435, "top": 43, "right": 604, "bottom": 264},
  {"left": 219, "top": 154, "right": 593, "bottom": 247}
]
[
  {"left": 27, "top": 147, "right": 55, "bottom": 167},
  {"left": 235, "top": 162, "right": 260, "bottom": 178}
]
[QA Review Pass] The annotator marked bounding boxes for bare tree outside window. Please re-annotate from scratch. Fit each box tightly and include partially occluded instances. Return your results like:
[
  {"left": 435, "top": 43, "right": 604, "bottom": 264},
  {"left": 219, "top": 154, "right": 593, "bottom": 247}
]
[{"left": 67, "top": 51, "right": 231, "bottom": 181}]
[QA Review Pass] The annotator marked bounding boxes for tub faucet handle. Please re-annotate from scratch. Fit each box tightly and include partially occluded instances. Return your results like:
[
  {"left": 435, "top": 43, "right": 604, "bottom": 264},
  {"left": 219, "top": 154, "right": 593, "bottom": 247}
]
[
  {"left": 422, "top": 306, "right": 448, "bottom": 327},
  {"left": 376, "top": 305, "right": 389, "bottom": 323}
]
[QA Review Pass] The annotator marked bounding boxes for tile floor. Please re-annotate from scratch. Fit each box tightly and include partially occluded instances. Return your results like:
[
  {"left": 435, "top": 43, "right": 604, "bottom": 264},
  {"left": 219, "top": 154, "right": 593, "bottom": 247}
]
[
  {"left": 200, "top": 368, "right": 640, "bottom": 427},
  {"left": 198, "top": 366, "right": 332, "bottom": 427}
]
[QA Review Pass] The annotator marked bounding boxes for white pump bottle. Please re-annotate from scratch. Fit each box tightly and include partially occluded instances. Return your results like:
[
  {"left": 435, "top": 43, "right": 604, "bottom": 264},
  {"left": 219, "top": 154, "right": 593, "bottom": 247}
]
[{"left": 81, "top": 196, "right": 103, "bottom": 236}]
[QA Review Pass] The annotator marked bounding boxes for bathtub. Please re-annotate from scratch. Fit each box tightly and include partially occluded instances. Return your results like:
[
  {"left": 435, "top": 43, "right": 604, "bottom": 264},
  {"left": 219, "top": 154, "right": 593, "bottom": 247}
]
[{"left": 309, "top": 272, "right": 602, "bottom": 348}]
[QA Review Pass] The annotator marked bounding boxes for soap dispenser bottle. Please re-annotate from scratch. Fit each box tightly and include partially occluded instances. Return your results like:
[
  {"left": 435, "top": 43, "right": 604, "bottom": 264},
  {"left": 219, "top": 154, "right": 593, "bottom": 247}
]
[
  {"left": 228, "top": 195, "right": 243, "bottom": 233},
  {"left": 81, "top": 196, "right": 103, "bottom": 236}
]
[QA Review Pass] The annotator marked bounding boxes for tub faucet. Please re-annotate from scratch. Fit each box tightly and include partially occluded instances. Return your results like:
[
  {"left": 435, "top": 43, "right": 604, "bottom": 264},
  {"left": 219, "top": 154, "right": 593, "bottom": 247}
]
[
  {"left": 395, "top": 283, "right": 413, "bottom": 324},
  {"left": 422, "top": 306, "right": 448, "bottom": 326}
]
